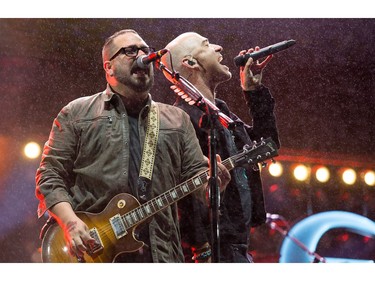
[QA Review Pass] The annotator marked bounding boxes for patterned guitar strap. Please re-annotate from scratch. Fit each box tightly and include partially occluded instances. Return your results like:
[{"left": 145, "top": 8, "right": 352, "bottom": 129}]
[{"left": 137, "top": 101, "right": 159, "bottom": 202}]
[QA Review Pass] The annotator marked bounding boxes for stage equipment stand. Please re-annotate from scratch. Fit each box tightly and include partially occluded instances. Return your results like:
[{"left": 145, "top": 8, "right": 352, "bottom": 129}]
[
  {"left": 156, "top": 60, "right": 235, "bottom": 262},
  {"left": 266, "top": 213, "right": 326, "bottom": 263}
]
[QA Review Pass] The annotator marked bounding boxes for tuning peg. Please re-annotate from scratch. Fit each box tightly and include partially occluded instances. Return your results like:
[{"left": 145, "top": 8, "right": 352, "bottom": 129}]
[
  {"left": 243, "top": 144, "right": 250, "bottom": 152},
  {"left": 252, "top": 140, "right": 259, "bottom": 148}
]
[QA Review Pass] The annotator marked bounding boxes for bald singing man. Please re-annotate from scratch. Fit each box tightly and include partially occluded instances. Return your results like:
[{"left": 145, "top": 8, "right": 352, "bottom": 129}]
[{"left": 161, "top": 32, "right": 280, "bottom": 263}]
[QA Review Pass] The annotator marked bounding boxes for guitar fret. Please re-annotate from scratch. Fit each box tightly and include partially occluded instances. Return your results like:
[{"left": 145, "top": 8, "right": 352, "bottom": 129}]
[
  {"left": 125, "top": 214, "right": 133, "bottom": 226},
  {"left": 181, "top": 183, "right": 189, "bottom": 193},
  {"left": 177, "top": 187, "right": 184, "bottom": 198},
  {"left": 150, "top": 199, "right": 158, "bottom": 212},
  {"left": 170, "top": 189, "right": 178, "bottom": 199},
  {"left": 156, "top": 198, "right": 163, "bottom": 208},
  {"left": 122, "top": 215, "right": 130, "bottom": 229},
  {"left": 157, "top": 200, "right": 162, "bottom": 210},
  {"left": 193, "top": 176, "right": 203, "bottom": 187},
  {"left": 161, "top": 195, "right": 167, "bottom": 206},
  {"left": 144, "top": 204, "right": 152, "bottom": 215},
  {"left": 131, "top": 211, "right": 138, "bottom": 223},
  {"left": 224, "top": 158, "right": 235, "bottom": 169},
  {"left": 154, "top": 198, "right": 159, "bottom": 207},
  {"left": 163, "top": 193, "right": 171, "bottom": 205},
  {"left": 197, "top": 173, "right": 207, "bottom": 186},
  {"left": 137, "top": 208, "right": 144, "bottom": 219}
]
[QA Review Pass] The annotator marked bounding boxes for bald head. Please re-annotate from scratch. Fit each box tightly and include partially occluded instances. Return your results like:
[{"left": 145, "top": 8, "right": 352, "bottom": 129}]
[
  {"left": 162, "top": 32, "right": 231, "bottom": 98},
  {"left": 161, "top": 32, "right": 206, "bottom": 78}
]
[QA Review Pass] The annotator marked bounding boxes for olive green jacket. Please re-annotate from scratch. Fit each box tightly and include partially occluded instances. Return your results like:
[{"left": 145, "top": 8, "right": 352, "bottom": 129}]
[{"left": 36, "top": 85, "right": 207, "bottom": 262}]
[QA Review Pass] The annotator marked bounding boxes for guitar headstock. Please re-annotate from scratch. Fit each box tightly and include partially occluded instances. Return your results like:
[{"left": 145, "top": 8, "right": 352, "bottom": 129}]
[{"left": 233, "top": 137, "right": 279, "bottom": 168}]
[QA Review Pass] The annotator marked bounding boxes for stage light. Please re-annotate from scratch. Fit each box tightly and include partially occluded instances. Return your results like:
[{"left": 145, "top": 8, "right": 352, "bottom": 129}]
[
  {"left": 293, "top": 164, "right": 309, "bottom": 182},
  {"left": 24, "top": 142, "right": 41, "bottom": 159},
  {"left": 315, "top": 166, "right": 330, "bottom": 183},
  {"left": 363, "top": 170, "right": 375, "bottom": 186},
  {"left": 341, "top": 168, "right": 356, "bottom": 185},
  {"left": 268, "top": 162, "right": 283, "bottom": 177}
]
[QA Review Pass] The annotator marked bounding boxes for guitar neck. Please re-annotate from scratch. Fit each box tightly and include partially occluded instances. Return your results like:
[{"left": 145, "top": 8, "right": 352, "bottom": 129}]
[
  {"left": 119, "top": 137, "right": 278, "bottom": 231},
  {"left": 120, "top": 158, "right": 236, "bottom": 229}
]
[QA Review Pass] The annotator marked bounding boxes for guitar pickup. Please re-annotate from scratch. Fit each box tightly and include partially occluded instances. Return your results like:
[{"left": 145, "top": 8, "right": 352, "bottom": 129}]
[
  {"left": 87, "top": 227, "right": 104, "bottom": 255},
  {"left": 109, "top": 214, "right": 127, "bottom": 239}
]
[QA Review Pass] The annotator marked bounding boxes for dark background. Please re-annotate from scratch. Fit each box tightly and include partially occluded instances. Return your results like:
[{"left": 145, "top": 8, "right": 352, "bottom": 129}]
[{"left": 0, "top": 18, "right": 374, "bottom": 262}]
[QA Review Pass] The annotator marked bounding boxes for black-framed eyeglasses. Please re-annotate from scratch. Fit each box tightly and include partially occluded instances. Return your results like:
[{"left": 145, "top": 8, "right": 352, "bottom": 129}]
[{"left": 109, "top": 46, "right": 156, "bottom": 61}]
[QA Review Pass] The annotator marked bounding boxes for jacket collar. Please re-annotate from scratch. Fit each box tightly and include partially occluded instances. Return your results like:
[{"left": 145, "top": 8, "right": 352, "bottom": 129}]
[{"left": 103, "top": 84, "right": 152, "bottom": 116}]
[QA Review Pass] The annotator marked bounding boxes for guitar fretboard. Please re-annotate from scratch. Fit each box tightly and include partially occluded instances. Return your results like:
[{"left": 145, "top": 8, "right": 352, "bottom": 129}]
[
  {"left": 118, "top": 137, "right": 277, "bottom": 231},
  {"left": 120, "top": 158, "right": 236, "bottom": 229}
]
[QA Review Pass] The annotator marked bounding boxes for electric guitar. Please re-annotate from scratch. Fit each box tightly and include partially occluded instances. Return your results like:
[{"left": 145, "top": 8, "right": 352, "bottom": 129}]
[{"left": 41, "top": 138, "right": 278, "bottom": 262}]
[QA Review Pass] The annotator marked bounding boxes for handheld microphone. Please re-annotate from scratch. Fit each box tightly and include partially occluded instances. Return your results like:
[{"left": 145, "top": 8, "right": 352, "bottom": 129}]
[
  {"left": 137, "top": 48, "right": 169, "bottom": 69},
  {"left": 233, "top": 39, "right": 296, "bottom": 67}
]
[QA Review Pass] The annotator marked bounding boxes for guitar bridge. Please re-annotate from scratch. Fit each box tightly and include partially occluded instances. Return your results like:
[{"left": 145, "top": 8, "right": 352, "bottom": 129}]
[{"left": 87, "top": 227, "right": 104, "bottom": 255}]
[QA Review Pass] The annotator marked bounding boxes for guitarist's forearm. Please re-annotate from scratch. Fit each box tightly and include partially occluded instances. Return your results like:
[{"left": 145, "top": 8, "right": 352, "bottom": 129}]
[
  {"left": 49, "top": 201, "right": 78, "bottom": 228},
  {"left": 48, "top": 202, "right": 95, "bottom": 259}
]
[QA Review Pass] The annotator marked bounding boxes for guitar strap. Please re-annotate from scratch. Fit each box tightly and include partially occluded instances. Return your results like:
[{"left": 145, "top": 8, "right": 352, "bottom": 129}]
[{"left": 137, "top": 101, "right": 160, "bottom": 202}]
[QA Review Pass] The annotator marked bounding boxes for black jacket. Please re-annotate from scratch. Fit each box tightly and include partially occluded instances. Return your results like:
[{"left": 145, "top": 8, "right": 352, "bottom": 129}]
[{"left": 176, "top": 85, "right": 280, "bottom": 250}]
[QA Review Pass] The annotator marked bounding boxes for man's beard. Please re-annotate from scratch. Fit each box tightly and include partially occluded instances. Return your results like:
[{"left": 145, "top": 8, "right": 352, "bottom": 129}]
[{"left": 115, "top": 70, "right": 154, "bottom": 93}]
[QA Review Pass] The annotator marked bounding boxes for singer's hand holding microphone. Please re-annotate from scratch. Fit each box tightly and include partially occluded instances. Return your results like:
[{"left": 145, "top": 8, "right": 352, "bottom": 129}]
[
  {"left": 234, "top": 39, "right": 296, "bottom": 91},
  {"left": 239, "top": 46, "right": 273, "bottom": 92}
]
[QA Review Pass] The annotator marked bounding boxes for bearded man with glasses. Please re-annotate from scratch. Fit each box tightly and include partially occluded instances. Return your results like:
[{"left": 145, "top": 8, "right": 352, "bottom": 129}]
[{"left": 35, "top": 29, "right": 230, "bottom": 263}]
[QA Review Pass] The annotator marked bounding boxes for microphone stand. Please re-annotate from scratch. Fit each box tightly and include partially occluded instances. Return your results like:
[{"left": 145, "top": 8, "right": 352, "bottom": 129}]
[
  {"left": 156, "top": 61, "right": 235, "bottom": 262},
  {"left": 200, "top": 103, "right": 221, "bottom": 263},
  {"left": 266, "top": 214, "right": 326, "bottom": 263},
  {"left": 156, "top": 61, "right": 235, "bottom": 130}
]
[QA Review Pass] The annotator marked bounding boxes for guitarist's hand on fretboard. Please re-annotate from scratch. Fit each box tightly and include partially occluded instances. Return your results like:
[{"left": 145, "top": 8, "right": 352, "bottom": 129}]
[{"left": 213, "top": 154, "right": 231, "bottom": 193}]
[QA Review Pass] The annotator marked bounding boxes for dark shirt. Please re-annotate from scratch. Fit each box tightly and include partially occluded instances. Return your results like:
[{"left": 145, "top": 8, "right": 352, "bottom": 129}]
[
  {"left": 176, "top": 86, "right": 280, "bottom": 262},
  {"left": 128, "top": 115, "right": 141, "bottom": 197}
]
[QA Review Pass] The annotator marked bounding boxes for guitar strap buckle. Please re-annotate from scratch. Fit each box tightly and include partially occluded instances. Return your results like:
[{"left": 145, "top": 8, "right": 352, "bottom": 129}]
[{"left": 137, "top": 176, "right": 151, "bottom": 203}]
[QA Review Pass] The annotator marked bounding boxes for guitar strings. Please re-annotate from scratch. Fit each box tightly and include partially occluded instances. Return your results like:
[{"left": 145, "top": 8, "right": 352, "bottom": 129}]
[{"left": 89, "top": 150, "right": 253, "bottom": 243}]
